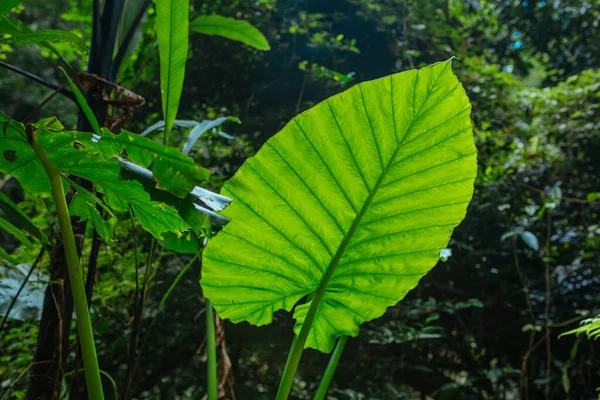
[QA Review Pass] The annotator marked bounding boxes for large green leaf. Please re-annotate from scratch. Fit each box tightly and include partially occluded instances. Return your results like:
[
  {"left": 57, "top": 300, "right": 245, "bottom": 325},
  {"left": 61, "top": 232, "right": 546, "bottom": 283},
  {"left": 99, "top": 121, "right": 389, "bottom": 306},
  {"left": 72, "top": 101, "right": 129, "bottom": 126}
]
[
  {"left": 201, "top": 60, "right": 477, "bottom": 352},
  {"left": 0, "top": 30, "right": 88, "bottom": 57},
  {"left": 155, "top": 0, "right": 189, "bottom": 138},
  {"left": 190, "top": 15, "right": 270, "bottom": 51}
]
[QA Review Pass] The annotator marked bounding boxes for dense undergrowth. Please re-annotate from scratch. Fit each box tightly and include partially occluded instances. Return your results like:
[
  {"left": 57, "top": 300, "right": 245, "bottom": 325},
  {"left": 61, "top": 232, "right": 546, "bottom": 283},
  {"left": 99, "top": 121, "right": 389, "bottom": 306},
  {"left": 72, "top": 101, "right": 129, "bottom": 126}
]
[{"left": 1, "top": 0, "right": 599, "bottom": 399}]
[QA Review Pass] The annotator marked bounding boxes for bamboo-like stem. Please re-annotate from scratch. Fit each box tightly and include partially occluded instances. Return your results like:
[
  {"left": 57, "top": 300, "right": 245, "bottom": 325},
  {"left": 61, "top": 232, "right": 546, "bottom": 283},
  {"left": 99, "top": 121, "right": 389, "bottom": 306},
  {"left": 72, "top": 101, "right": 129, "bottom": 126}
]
[
  {"left": 30, "top": 131, "right": 104, "bottom": 400},
  {"left": 313, "top": 336, "right": 348, "bottom": 400},
  {"left": 205, "top": 298, "right": 218, "bottom": 400}
]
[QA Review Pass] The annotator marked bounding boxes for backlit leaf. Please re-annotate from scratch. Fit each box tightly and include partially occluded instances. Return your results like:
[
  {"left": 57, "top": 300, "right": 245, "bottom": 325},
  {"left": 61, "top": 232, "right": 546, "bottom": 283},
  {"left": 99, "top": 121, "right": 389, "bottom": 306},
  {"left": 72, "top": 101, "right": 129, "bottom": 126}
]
[{"left": 201, "top": 60, "right": 477, "bottom": 352}]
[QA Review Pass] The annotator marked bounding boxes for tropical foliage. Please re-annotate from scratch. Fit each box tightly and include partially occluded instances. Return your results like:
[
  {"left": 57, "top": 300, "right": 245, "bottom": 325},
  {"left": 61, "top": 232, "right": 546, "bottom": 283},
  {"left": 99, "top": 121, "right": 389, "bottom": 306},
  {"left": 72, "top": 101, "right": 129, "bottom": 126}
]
[{"left": 0, "top": 0, "right": 599, "bottom": 399}]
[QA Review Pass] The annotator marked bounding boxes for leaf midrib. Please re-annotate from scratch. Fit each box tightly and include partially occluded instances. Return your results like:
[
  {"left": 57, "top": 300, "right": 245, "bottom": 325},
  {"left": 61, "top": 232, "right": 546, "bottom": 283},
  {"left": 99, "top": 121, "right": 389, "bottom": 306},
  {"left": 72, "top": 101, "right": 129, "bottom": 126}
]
[
  {"left": 305, "top": 128, "right": 406, "bottom": 307},
  {"left": 300, "top": 66, "right": 449, "bottom": 330}
]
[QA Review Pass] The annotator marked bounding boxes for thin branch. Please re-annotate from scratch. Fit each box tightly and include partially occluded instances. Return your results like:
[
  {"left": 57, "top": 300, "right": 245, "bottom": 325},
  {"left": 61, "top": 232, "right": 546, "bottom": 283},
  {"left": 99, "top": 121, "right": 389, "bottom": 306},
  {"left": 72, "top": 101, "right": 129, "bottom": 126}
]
[
  {"left": 513, "top": 237, "right": 537, "bottom": 400},
  {"left": 124, "top": 238, "right": 156, "bottom": 400},
  {"left": 23, "top": 81, "right": 70, "bottom": 123},
  {"left": 123, "top": 208, "right": 140, "bottom": 400},
  {"left": 544, "top": 212, "right": 552, "bottom": 400},
  {"left": 131, "top": 41, "right": 158, "bottom": 89},
  {"left": 85, "top": 229, "right": 101, "bottom": 306},
  {"left": 513, "top": 237, "right": 536, "bottom": 323},
  {"left": 402, "top": 0, "right": 414, "bottom": 69},
  {"left": 0, "top": 61, "right": 76, "bottom": 102}
]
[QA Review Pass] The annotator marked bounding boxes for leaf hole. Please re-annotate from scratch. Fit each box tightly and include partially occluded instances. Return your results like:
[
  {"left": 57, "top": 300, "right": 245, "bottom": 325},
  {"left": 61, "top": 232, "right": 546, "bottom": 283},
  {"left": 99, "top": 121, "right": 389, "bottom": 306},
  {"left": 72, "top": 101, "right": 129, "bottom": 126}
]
[
  {"left": 3, "top": 150, "right": 16, "bottom": 162},
  {"left": 73, "top": 141, "right": 86, "bottom": 150}
]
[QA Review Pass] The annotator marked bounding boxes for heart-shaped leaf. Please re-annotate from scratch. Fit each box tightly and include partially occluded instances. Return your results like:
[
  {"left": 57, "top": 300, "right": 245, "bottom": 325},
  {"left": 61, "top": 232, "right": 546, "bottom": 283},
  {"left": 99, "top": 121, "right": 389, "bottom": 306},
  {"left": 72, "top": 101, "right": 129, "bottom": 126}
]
[{"left": 201, "top": 60, "right": 477, "bottom": 352}]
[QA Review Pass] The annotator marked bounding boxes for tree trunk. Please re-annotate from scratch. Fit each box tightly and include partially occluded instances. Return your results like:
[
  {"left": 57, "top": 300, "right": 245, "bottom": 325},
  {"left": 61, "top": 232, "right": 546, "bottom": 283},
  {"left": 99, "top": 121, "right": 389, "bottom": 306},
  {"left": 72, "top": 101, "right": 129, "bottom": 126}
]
[{"left": 26, "top": 238, "right": 81, "bottom": 400}]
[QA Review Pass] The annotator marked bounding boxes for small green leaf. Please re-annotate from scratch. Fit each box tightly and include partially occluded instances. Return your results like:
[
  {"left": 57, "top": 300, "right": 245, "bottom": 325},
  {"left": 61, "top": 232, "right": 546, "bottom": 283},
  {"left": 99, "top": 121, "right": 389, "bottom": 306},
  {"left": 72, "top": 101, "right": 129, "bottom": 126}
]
[
  {"left": 0, "top": 191, "right": 44, "bottom": 242},
  {"left": 190, "top": 15, "right": 270, "bottom": 51},
  {"left": 60, "top": 68, "right": 101, "bottom": 136},
  {"left": 158, "top": 249, "right": 202, "bottom": 310},
  {"left": 69, "top": 193, "right": 117, "bottom": 242},
  {"left": 155, "top": 0, "right": 189, "bottom": 139},
  {"left": 561, "top": 316, "right": 600, "bottom": 340},
  {"left": 0, "top": 16, "right": 23, "bottom": 35},
  {"left": 201, "top": 60, "right": 477, "bottom": 352},
  {"left": 160, "top": 231, "right": 199, "bottom": 254},
  {"left": 0, "top": 216, "right": 32, "bottom": 248},
  {"left": 96, "top": 129, "right": 211, "bottom": 198},
  {"left": 181, "top": 117, "right": 239, "bottom": 155},
  {"left": 0, "top": 246, "right": 18, "bottom": 265},
  {"left": 519, "top": 230, "right": 539, "bottom": 251},
  {"left": 65, "top": 177, "right": 117, "bottom": 242},
  {"left": 0, "top": 0, "right": 21, "bottom": 16},
  {"left": 0, "top": 30, "right": 88, "bottom": 58}
]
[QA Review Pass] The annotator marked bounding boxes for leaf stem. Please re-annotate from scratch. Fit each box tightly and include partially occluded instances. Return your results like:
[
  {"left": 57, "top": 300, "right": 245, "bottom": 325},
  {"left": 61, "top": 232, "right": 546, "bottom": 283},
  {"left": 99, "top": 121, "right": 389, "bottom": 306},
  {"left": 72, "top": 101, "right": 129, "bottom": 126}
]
[
  {"left": 30, "top": 130, "right": 105, "bottom": 400},
  {"left": 205, "top": 298, "right": 218, "bottom": 400},
  {"left": 277, "top": 137, "right": 404, "bottom": 400},
  {"left": 313, "top": 336, "right": 348, "bottom": 400}
]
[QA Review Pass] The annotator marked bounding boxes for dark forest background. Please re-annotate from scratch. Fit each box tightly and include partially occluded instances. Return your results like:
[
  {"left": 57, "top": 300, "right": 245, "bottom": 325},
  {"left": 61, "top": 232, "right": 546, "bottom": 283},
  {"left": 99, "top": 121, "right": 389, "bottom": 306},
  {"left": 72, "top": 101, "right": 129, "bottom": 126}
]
[{"left": 1, "top": 0, "right": 599, "bottom": 399}]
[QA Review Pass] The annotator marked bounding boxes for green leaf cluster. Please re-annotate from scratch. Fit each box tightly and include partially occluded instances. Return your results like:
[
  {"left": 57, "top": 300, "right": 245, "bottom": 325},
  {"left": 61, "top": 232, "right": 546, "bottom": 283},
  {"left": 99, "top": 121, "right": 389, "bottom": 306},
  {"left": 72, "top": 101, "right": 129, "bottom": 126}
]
[{"left": 0, "top": 115, "right": 212, "bottom": 241}]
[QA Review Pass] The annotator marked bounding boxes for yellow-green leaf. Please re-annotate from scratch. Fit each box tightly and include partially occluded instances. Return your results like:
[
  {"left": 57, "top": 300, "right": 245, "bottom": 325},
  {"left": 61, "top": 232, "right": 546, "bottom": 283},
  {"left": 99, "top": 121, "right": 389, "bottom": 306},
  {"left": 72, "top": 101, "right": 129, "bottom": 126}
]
[{"left": 201, "top": 60, "right": 477, "bottom": 352}]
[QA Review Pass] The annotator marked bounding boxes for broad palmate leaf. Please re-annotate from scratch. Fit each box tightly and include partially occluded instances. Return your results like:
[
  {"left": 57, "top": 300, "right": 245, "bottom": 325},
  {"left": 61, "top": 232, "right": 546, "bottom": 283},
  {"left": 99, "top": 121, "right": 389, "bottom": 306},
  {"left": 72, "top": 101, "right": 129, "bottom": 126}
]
[{"left": 201, "top": 60, "right": 477, "bottom": 352}]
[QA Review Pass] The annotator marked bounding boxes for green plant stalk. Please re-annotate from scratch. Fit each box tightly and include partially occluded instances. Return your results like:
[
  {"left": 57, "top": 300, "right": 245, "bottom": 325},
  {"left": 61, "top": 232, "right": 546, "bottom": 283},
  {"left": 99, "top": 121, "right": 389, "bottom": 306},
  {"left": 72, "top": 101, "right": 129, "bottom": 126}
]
[
  {"left": 276, "top": 152, "right": 394, "bottom": 400},
  {"left": 205, "top": 298, "right": 218, "bottom": 400},
  {"left": 313, "top": 336, "right": 348, "bottom": 400},
  {"left": 30, "top": 132, "right": 105, "bottom": 400}
]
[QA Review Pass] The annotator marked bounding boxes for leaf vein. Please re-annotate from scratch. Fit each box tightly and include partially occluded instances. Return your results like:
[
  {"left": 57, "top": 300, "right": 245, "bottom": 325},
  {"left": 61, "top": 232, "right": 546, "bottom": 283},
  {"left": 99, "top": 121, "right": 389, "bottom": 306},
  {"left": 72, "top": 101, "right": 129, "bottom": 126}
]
[{"left": 293, "top": 118, "right": 359, "bottom": 214}]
